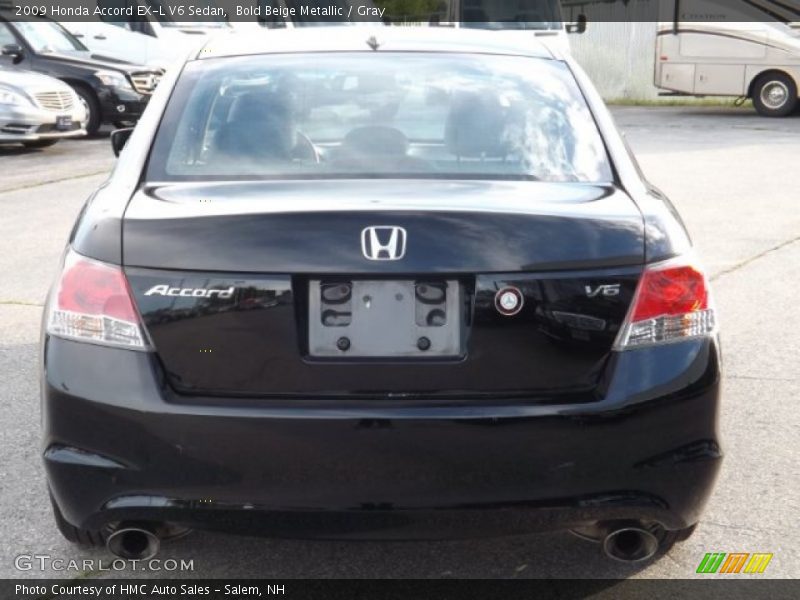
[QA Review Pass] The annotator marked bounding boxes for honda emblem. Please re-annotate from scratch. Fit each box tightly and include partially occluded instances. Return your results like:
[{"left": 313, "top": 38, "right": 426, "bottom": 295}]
[{"left": 361, "top": 226, "right": 407, "bottom": 261}]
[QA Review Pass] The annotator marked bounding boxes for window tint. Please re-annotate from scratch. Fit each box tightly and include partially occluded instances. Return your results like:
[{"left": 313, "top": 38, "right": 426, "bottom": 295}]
[{"left": 148, "top": 52, "right": 612, "bottom": 183}]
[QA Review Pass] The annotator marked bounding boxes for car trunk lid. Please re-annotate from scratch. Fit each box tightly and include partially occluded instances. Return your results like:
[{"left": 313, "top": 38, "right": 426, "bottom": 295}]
[{"left": 123, "top": 179, "right": 644, "bottom": 398}]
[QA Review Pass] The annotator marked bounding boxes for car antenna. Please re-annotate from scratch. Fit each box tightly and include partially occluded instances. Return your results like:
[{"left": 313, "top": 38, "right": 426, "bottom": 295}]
[{"left": 366, "top": 36, "right": 381, "bottom": 51}]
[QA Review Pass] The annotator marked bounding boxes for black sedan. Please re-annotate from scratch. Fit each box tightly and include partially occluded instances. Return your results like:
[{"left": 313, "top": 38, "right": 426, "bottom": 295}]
[
  {"left": 0, "top": 15, "right": 161, "bottom": 134},
  {"left": 41, "top": 28, "right": 721, "bottom": 564}
]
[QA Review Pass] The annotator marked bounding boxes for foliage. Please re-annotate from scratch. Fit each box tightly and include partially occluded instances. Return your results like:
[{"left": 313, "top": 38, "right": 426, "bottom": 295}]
[{"left": 374, "top": 0, "right": 448, "bottom": 22}]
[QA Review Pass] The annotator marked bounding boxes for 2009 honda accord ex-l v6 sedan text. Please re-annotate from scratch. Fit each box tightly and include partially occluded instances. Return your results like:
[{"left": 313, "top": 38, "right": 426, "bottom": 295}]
[{"left": 41, "top": 28, "right": 721, "bottom": 564}]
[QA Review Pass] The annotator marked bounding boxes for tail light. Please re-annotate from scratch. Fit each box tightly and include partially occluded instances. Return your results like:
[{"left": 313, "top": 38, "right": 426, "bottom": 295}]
[
  {"left": 615, "top": 257, "right": 716, "bottom": 349},
  {"left": 46, "top": 249, "right": 149, "bottom": 350}
]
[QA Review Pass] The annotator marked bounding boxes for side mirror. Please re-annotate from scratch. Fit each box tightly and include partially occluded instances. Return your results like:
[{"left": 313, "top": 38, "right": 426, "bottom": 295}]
[
  {"left": 110, "top": 127, "right": 133, "bottom": 157},
  {"left": 566, "top": 14, "right": 587, "bottom": 35},
  {"left": 1, "top": 44, "right": 23, "bottom": 64}
]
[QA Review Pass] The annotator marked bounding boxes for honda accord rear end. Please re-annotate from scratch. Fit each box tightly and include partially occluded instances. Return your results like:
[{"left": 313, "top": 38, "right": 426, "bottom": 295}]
[{"left": 41, "top": 28, "right": 721, "bottom": 563}]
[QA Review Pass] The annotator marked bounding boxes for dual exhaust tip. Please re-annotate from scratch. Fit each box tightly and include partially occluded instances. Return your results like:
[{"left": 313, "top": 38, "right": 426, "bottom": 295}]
[
  {"left": 106, "top": 524, "right": 161, "bottom": 561},
  {"left": 106, "top": 520, "right": 661, "bottom": 563},
  {"left": 106, "top": 522, "right": 190, "bottom": 561},
  {"left": 602, "top": 525, "right": 660, "bottom": 563},
  {"left": 572, "top": 520, "right": 663, "bottom": 563}
]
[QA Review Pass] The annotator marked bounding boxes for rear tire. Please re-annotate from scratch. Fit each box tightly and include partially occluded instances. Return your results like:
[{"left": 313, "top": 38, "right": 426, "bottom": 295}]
[
  {"left": 72, "top": 85, "right": 102, "bottom": 136},
  {"left": 23, "top": 139, "right": 59, "bottom": 149},
  {"left": 752, "top": 72, "right": 798, "bottom": 117},
  {"left": 50, "top": 493, "right": 105, "bottom": 547}
]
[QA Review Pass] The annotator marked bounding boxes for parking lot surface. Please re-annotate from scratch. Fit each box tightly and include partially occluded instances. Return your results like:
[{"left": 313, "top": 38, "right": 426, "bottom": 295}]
[{"left": 1, "top": 107, "right": 799, "bottom": 579}]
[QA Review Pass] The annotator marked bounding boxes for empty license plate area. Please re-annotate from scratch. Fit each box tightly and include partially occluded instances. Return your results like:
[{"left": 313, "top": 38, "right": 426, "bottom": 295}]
[{"left": 308, "top": 279, "right": 464, "bottom": 358}]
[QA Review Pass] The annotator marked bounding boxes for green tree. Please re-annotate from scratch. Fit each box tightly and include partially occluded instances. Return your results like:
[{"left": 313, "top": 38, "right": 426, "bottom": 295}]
[{"left": 375, "top": 0, "right": 448, "bottom": 23}]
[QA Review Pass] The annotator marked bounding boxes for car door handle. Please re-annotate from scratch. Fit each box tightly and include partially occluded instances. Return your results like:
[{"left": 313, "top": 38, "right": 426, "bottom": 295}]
[
  {"left": 73, "top": 33, "right": 84, "bottom": 38},
  {"left": 94, "top": 35, "right": 107, "bottom": 40}
]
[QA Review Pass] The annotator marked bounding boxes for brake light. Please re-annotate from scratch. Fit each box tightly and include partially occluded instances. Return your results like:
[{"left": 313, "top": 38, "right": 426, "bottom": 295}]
[
  {"left": 46, "top": 249, "right": 148, "bottom": 350},
  {"left": 615, "top": 258, "right": 716, "bottom": 349}
]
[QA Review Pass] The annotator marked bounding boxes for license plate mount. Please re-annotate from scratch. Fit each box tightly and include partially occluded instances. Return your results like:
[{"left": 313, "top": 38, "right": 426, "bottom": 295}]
[
  {"left": 55, "top": 115, "right": 72, "bottom": 131},
  {"left": 308, "top": 279, "right": 463, "bottom": 358}
]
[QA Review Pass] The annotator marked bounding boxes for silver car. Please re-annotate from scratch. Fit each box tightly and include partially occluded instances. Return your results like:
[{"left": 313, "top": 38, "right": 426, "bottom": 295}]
[{"left": 0, "top": 66, "right": 86, "bottom": 148}]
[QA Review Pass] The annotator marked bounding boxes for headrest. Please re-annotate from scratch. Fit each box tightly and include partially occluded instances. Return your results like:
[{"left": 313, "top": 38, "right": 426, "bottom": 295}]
[
  {"left": 217, "top": 89, "right": 295, "bottom": 159},
  {"left": 444, "top": 90, "right": 514, "bottom": 159},
  {"left": 341, "top": 126, "right": 409, "bottom": 157},
  {"left": 228, "top": 90, "right": 292, "bottom": 124}
]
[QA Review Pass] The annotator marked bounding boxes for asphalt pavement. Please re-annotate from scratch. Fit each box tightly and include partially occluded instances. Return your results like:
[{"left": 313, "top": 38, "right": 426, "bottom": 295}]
[{"left": 1, "top": 107, "right": 798, "bottom": 580}]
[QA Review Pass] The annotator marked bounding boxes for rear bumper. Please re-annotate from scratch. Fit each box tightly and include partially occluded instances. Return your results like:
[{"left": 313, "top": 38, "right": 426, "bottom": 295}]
[{"left": 42, "top": 336, "right": 722, "bottom": 540}]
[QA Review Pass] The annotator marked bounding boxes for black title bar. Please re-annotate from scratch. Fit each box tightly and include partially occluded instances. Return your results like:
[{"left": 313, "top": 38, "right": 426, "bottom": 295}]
[
  {"left": 4, "top": 578, "right": 800, "bottom": 600},
  {"left": 2, "top": 0, "right": 800, "bottom": 23}
]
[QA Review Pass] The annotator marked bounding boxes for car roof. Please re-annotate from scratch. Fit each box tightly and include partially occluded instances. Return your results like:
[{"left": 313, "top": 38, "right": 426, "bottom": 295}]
[{"left": 194, "top": 26, "right": 557, "bottom": 61}]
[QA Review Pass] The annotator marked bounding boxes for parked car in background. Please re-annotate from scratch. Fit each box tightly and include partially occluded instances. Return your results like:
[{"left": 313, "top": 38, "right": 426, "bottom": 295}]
[
  {"left": 421, "top": 0, "right": 585, "bottom": 54},
  {"left": 245, "top": 0, "right": 586, "bottom": 54},
  {"left": 61, "top": 1, "right": 232, "bottom": 69},
  {"left": 353, "top": 0, "right": 586, "bottom": 54},
  {"left": 0, "top": 65, "right": 86, "bottom": 147},
  {"left": 0, "top": 14, "right": 162, "bottom": 134},
  {"left": 60, "top": 20, "right": 177, "bottom": 69}
]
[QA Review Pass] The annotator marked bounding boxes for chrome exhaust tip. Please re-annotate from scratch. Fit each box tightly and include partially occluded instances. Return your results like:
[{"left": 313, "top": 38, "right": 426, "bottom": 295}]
[
  {"left": 602, "top": 525, "right": 660, "bottom": 563},
  {"left": 106, "top": 523, "right": 161, "bottom": 561}
]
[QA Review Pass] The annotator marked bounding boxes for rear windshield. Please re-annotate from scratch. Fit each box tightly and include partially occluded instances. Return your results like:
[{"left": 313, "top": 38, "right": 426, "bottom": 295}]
[{"left": 147, "top": 52, "right": 612, "bottom": 183}]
